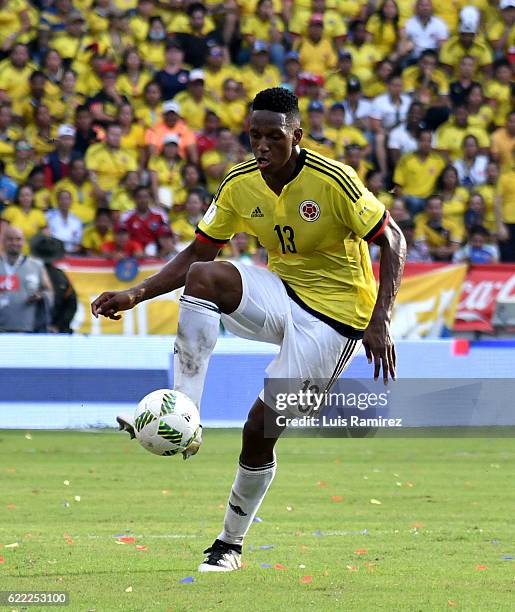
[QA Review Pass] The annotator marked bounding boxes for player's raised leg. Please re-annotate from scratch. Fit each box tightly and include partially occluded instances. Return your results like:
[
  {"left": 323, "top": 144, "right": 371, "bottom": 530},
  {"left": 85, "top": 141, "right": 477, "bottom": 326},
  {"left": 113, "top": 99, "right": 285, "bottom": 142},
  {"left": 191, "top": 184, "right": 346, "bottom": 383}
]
[
  {"left": 198, "top": 398, "right": 284, "bottom": 572},
  {"left": 174, "top": 261, "right": 243, "bottom": 457}
]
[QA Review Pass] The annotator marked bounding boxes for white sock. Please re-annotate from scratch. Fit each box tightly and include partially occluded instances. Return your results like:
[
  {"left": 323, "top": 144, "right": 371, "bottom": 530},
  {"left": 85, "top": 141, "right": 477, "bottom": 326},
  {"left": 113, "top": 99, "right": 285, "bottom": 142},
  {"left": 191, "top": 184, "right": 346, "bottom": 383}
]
[
  {"left": 173, "top": 295, "right": 220, "bottom": 408},
  {"left": 218, "top": 459, "right": 276, "bottom": 547}
]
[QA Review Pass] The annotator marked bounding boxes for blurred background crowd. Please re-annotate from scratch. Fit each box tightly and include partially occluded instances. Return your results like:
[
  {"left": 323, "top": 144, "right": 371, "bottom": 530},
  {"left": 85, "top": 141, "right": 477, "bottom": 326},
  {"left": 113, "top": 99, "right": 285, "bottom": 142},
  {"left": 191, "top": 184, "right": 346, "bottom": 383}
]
[{"left": 0, "top": 0, "right": 513, "bottom": 273}]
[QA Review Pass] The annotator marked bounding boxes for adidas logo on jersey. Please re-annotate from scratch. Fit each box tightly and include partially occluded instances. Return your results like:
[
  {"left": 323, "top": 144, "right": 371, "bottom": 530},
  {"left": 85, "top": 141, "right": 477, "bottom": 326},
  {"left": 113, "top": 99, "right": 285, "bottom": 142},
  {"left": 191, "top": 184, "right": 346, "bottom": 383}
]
[{"left": 251, "top": 206, "right": 264, "bottom": 218}]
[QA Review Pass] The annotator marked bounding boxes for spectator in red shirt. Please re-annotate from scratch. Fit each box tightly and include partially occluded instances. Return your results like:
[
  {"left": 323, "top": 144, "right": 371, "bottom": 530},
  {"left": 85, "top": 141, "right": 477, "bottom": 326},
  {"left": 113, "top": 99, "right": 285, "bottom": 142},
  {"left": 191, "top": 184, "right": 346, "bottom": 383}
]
[
  {"left": 196, "top": 110, "right": 220, "bottom": 157},
  {"left": 100, "top": 222, "right": 144, "bottom": 260},
  {"left": 122, "top": 186, "right": 168, "bottom": 256}
]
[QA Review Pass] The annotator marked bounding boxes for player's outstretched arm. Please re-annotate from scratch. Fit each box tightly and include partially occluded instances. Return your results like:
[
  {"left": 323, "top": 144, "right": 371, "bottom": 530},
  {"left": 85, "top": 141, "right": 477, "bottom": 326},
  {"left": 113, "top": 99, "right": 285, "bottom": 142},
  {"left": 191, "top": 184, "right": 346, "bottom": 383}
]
[
  {"left": 363, "top": 219, "right": 406, "bottom": 383},
  {"left": 91, "top": 238, "right": 220, "bottom": 320}
]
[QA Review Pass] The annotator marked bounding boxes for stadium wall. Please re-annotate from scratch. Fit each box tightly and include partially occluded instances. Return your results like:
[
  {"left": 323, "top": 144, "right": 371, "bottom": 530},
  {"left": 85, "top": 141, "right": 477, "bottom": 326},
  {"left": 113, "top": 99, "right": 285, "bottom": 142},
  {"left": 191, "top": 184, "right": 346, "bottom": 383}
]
[{"left": 1, "top": 335, "right": 515, "bottom": 429}]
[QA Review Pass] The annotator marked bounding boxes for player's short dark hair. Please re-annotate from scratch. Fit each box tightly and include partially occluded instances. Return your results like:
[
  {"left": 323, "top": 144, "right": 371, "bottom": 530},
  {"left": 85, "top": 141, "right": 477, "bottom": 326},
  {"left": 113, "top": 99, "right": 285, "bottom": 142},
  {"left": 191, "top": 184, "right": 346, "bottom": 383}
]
[{"left": 252, "top": 87, "right": 300, "bottom": 124}]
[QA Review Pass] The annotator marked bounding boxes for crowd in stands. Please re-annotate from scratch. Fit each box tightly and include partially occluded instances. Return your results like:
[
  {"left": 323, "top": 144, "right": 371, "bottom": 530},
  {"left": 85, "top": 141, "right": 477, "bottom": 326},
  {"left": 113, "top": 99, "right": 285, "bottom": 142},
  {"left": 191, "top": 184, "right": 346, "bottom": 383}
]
[{"left": 0, "top": 0, "right": 514, "bottom": 270}]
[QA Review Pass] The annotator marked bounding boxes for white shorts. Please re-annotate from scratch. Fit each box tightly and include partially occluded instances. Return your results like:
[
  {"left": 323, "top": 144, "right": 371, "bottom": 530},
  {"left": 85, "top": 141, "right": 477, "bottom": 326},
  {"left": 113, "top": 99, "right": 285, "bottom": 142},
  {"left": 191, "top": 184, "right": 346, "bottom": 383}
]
[{"left": 221, "top": 262, "right": 363, "bottom": 415}]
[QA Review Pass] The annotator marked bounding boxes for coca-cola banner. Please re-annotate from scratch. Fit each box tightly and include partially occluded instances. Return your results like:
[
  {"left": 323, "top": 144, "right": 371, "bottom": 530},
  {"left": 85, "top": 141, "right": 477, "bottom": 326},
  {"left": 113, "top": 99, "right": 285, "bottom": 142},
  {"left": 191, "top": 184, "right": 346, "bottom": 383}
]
[{"left": 454, "top": 265, "right": 515, "bottom": 333}]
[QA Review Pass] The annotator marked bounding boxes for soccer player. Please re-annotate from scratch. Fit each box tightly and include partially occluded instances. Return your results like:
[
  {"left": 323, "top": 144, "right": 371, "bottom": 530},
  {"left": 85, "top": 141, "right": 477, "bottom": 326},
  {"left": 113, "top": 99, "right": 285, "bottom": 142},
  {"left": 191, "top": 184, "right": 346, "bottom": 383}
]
[{"left": 91, "top": 88, "right": 406, "bottom": 572}]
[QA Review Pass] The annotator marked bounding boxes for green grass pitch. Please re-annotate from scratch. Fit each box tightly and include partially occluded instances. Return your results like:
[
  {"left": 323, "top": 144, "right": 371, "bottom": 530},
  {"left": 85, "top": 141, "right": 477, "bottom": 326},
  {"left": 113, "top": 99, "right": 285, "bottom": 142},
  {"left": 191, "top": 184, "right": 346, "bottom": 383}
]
[{"left": 0, "top": 429, "right": 514, "bottom": 611}]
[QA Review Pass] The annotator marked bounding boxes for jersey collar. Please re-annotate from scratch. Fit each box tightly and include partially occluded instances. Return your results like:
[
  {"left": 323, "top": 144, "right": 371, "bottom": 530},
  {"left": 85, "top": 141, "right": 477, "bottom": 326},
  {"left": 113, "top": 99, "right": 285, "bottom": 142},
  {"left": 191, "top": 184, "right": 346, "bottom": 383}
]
[{"left": 287, "top": 148, "right": 307, "bottom": 184}]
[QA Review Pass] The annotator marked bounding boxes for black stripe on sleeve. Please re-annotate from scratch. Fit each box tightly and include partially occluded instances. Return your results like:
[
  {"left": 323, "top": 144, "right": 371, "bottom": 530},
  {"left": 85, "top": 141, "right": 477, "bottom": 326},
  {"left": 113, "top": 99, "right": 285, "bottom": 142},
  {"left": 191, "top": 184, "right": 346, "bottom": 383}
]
[
  {"left": 363, "top": 210, "right": 388, "bottom": 243},
  {"left": 195, "top": 227, "right": 230, "bottom": 245}
]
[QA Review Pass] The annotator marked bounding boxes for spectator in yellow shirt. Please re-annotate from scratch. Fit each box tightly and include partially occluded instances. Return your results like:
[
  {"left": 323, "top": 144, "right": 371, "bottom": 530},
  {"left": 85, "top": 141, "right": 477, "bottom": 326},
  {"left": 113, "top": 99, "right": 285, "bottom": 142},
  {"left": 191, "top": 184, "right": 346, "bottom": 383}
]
[
  {"left": 367, "top": 0, "right": 412, "bottom": 62},
  {"left": 240, "top": 41, "right": 281, "bottom": 100},
  {"left": 394, "top": 129, "right": 446, "bottom": 214},
  {"left": 324, "top": 101, "right": 370, "bottom": 160},
  {"left": 135, "top": 80, "right": 163, "bottom": 129},
  {"left": 415, "top": 194, "right": 463, "bottom": 261},
  {"left": 138, "top": 16, "right": 167, "bottom": 71},
  {"left": 1, "top": 184, "right": 48, "bottom": 252},
  {"left": 0, "top": 43, "right": 33, "bottom": 103},
  {"left": 435, "top": 164, "right": 469, "bottom": 232},
  {"left": 110, "top": 170, "right": 140, "bottom": 215},
  {"left": 85, "top": 123, "right": 138, "bottom": 202},
  {"left": 435, "top": 105, "right": 490, "bottom": 161},
  {"left": 116, "top": 103, "right": 146, "bottom": 167},
  {"left": 171, "top": 187, "right": 206, "bottom": 245},
  {"left": 289, "top": 0, "right": 346, "bottom": 46},
  {"left": 485, "top": 58, "right": 513, "bottom": 128},
  {"left": 491, "top": 111, "right": 515, "bottom": 175},
  {"left": 488, "top": 0, "right": 515, "bottom": 58},
  {"left": 13, "top": 70, "right": 61, "bottom": 126},
  {"left": 0, "top": 103, "right": 23, "bottom": 164},
  {"left": 402, "top": 49, "right": 449, "bottom": 104},
  {"left": 296, "top": 13, "right": 337, "bottom": 77},
  {"left": 148, "top": 135, "right": 184, "bottom": 209},
  {"left": 344, "top": 143, "right": 371, "bottom": 182},
  {"left": 129, "top": 0, "right": 153, "bottom": 43},
  {"left": 439, "top": 16, "right": 493, "bottom": 78},
  {"left": 174, "top": 69, "right": 221, "bottom": 132},
  {"left": 81, "top": 207, "right": 113, "bottom": 255},
  {"left": 324, "top": 50, "right": 355, "bottom": 102},
  {"left": 51, "top": 159, "right": 98, "bottom": 224},
  {"left": 116, "top": 48, "right": 152, "bottom": 111},
  {"left": 217, "top": 78, "right": 247, "bottom": 132},
  {"left": 340, "top": 20, "right": 382, "bottom": 85},
  {"left": 25, "top": 104, "right": 58, "bottom": 161},
  {"left": 204, "top": 46, "right": 238, "bottom": 102},
  {"left": 240, "top": 0, "right": 286, "bottom": 67},
  {"left": 465, "top": 83, "right": 493, "bottom": 129},
  {"left": 5, "top": 140, "right": 34, "bottom": 185},
  {"left": 200, "top": 128, "right": 247, "bottom": 194},
  {"left": 476, "top": 161, "right": 500, "bottom": 233},
  {"left": 496, "top": 158, "right": 515, "bottom": 262}
]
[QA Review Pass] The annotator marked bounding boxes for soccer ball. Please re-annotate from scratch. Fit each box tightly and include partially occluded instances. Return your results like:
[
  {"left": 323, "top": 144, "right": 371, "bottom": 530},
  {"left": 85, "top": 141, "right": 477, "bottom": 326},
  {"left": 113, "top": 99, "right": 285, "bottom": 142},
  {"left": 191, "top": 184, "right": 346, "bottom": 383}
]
[{"left": 133, "top": 389, "right": 200, "bottom": 456}]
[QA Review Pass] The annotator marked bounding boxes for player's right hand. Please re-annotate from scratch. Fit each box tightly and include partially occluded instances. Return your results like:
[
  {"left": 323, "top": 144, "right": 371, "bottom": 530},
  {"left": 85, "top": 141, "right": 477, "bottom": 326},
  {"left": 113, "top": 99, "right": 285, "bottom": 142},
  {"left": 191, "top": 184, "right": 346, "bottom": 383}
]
[{"left": 91, "top": 290, "right": 138, "bottom": 320}]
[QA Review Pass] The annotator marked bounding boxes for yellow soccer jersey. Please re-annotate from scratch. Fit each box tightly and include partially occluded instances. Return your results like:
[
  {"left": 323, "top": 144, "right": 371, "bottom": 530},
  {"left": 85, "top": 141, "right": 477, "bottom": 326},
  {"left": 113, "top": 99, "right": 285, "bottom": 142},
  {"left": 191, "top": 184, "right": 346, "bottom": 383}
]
[{"left": 197, "top": 149, "right": 388, "bottom": 333}]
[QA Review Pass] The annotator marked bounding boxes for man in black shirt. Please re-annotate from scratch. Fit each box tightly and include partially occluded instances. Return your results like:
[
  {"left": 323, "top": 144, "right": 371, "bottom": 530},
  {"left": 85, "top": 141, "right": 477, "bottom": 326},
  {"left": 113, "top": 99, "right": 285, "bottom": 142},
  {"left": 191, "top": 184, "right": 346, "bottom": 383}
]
[
  {"left": 174, "top": 2, "right": 222, "bottom": 68},
  {"left": 154, "top": 39, "right": 190, "bottom": 100}
]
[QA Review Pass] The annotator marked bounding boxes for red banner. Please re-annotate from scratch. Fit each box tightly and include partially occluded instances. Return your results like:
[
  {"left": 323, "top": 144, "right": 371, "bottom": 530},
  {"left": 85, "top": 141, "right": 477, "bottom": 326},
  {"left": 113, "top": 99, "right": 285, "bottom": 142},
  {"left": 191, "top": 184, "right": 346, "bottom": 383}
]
[{"left": 454, "top": 264, "right": 515, "bottom": 333}]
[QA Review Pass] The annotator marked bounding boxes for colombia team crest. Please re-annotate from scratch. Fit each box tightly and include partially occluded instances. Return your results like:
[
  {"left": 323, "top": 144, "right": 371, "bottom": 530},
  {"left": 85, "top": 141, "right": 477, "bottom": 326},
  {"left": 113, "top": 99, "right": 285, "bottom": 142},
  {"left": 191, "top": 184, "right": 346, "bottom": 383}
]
[{"left": 299, "top": 200, "right": 320, "bottom": 222}]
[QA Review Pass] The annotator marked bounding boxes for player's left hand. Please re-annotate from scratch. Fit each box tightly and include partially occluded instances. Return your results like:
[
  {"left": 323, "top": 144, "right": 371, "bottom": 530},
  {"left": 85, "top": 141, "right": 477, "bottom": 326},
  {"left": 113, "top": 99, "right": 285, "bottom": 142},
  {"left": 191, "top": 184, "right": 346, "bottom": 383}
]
[{"left": 363, "top": 318, "right": 396, "bottom": 384}]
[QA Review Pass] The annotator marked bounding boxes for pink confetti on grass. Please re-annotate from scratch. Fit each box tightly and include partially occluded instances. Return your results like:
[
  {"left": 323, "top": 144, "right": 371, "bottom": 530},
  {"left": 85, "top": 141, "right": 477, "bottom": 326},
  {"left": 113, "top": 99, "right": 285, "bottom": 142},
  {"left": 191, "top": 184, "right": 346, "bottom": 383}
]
[
  {"left": 346, "top": 565, "right": 358, "bottom": 572},
  {"left": 6, "top": 504, "right": 16, "bottom": 510},
  {"left": 299, "top": 575, "right": 312, "bottom": 584},
  {"left": 118, "top": 537, "right": 136, "bottom": 544},
  {"left": 0, "top": 556, "right": 5, "bottom": 564},
  {"left": 331, "top": 495, "right": 344, "bottom": 502},
  {"left": 64, "top": 534, "right": 73, "bottom": 544},
  {"left": 411, "top": 522, "right": 424, "bottom": 529},
  {"left": 317, "top": 481, "right": 328, "bottom": 488},
  {"left": 274, "top": 563, "right": 287, "bottom": 570},
  {"left": 354, "top": 549, "right": 368, "bottom": 555},
  {"left": 476, "top": 565, "right": 488, "bottom": 571},
  {"left": 135, "top": 545, "right": 147, "bottom": 551}
]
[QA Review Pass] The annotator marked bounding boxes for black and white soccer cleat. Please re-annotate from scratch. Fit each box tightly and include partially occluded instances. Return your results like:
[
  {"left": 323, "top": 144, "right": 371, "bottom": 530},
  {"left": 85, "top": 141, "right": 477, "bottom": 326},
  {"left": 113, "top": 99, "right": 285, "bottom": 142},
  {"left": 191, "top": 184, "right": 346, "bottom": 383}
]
[{"left": 198, "top": 539, "right": 242, "bottom": 572}]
